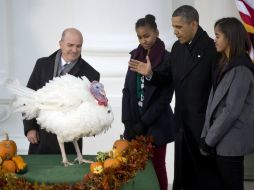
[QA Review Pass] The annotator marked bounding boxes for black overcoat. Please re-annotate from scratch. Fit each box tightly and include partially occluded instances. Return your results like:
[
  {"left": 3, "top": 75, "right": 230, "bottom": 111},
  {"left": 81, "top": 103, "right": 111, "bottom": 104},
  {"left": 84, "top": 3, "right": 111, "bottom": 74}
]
[{"left": 122, "top": 50, "right": 175, "bottom": 146}]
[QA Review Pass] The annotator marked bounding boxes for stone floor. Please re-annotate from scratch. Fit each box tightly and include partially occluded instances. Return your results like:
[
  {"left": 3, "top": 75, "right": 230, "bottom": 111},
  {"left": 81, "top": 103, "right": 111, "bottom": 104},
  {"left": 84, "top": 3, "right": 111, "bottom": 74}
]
[{"left": 168, "top": 181, "right": 254, "bottom": 190}]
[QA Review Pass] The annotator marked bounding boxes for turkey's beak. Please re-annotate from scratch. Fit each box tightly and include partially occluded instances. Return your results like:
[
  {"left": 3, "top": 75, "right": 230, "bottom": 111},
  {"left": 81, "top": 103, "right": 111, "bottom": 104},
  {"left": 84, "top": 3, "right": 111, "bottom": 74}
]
[{"left": 99, "top": 89, "right": 106, "bottom": 96}]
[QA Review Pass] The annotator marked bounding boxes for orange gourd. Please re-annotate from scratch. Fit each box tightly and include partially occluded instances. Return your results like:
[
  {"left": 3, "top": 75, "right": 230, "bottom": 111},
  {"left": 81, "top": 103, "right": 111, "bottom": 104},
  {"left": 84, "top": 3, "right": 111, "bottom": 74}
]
[
  {"left": 12, "top": 155, "right": 27, "bottom": 174},
  {"left": 113, "top": 135, "right": 129, "bottom": 156},
  {"left": 103, "top": 158, "right": 121, "bottom": 169},
  {"left": 2, "top": 160, "right": 16, "bottom": 173},
  {"left": 0, "top": 133, "right": 17, "bottom": 160}
]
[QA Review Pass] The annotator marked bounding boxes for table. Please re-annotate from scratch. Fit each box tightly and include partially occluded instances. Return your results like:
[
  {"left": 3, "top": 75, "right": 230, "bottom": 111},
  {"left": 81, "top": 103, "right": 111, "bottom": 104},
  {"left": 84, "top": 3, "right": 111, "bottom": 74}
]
[
  {"left": 18, "top": 155, "right": 160, "bottom": 190},
  {"left": 245, "top": 154, "right": 254, "bottom": 180}
]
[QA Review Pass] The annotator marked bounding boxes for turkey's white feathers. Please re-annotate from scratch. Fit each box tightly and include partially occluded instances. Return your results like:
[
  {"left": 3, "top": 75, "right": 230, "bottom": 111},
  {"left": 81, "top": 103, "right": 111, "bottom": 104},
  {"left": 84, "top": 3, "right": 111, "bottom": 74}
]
[
  {"left": 6, "top": 74, "right": 114, "bottom": 143},
  {"left": 5, "top": 79, "right": 38, "bottom": 119},
  {"left": 35, "top": 75, "right": 94, "bottom": 111},
  {"left": 38, "top": 103, "right": 113, "bottom": 142}
]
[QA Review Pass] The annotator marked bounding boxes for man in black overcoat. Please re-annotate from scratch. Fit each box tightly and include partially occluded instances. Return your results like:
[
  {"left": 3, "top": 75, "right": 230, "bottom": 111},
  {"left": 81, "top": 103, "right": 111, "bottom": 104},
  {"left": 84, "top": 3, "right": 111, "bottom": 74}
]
[{"left": 24, "top": 28, "right": 100, "bottom": 155}]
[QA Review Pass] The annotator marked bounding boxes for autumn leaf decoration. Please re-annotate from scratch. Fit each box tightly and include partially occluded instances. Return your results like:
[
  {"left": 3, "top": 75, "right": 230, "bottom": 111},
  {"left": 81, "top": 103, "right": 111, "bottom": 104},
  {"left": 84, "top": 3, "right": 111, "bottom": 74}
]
[{"left": 0, "top": 136, "right": 154, "bottom": 190}]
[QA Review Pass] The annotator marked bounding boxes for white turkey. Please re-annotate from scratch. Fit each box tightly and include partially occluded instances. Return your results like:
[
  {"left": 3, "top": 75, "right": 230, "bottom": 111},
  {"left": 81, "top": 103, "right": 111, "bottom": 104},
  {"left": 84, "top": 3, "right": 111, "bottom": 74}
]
[{"left": 6, "top": 74, "right": 114, "bottom": 166}]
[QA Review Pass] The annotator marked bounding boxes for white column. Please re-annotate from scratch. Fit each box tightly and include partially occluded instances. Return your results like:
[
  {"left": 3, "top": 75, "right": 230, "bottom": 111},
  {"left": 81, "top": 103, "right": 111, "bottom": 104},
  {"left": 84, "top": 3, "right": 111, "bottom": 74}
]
[
  {"left": 0, "top": 0, "right": 12, "bottom": 123},
  {"left": 0, "top": 0, "right": 10, "bottom": 91}
]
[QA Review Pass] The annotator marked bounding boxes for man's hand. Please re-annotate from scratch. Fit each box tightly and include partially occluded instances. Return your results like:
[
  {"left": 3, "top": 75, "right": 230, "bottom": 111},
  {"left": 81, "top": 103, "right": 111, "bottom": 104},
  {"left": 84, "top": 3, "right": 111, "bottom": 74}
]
[
  {"left": 27, "top": 129, "right": 39, "bottom": 144},
  {"left": 199, "top": 137, "right": 215, "bottom": 156},
  {"left": 129, "top": 56, "right": 153, "bottom": 76}
]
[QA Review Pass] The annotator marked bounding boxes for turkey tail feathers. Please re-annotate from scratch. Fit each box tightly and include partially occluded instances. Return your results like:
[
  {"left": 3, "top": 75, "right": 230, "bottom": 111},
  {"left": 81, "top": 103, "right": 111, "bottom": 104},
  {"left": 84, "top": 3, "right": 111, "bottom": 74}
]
[
  {"left": 5, "top": 79, "right": 38, "bottom": 119},
  {"left": 5, "top": 79, "right": 35, "bottom": 97}
]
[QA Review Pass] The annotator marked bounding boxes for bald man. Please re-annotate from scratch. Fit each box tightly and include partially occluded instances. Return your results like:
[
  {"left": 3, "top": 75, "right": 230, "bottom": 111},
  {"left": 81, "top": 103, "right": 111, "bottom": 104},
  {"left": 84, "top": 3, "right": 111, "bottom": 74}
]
[{"left": 24, "top": 28, "right": 100, "bottom": 155}]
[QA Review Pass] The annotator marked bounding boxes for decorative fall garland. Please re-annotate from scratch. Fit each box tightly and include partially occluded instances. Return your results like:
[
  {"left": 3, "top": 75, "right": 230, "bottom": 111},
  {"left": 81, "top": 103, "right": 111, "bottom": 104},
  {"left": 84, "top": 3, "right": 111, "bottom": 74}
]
[{"left": 0, "top": 136, "right": 153, "bottom": 190}]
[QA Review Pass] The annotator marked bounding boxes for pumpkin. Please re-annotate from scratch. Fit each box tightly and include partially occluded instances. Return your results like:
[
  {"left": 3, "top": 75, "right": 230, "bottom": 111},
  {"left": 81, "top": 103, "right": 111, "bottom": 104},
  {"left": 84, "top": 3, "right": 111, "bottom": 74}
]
[
  {"left": 112, "top": 135, "right": 129, "bottom": 157},
  {"left": 90, "top": 162, "right": 103, "bottom": 174},
  {"left": 103, "top": 158, "right": 121, "bottom": 169},
  {"left": 2, "top": 160, "right": 16, "bottom": 173},
  {"left": 0, "top": 133, "right": 17, "bottom": 160},
  {"left": 12, "top": 155, "right": 27, "bottom": 174}
]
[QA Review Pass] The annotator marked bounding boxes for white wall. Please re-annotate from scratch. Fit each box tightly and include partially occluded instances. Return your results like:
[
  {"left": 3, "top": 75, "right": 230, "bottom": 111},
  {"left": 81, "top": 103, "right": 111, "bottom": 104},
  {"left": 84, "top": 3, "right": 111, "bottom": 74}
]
[{"left": 0, "top": 0, "right": 240, "bottom": 184}]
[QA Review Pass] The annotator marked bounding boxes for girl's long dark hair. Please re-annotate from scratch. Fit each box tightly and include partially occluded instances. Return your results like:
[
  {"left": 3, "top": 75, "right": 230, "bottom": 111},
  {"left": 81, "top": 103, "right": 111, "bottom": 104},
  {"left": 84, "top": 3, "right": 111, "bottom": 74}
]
[{"left": 215, "top": 17, "right": 251, "bottom": 66}]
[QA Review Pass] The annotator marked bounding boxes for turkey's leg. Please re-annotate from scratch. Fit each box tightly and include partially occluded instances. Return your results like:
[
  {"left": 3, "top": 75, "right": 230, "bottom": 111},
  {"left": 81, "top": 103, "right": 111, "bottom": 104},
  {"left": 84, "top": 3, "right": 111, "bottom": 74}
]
[
  {"left": 58, "top": 139, "right": 73, "bottom": 167},
  {"left": 73, "top": 140, "right": 93, "bottom": 164}
]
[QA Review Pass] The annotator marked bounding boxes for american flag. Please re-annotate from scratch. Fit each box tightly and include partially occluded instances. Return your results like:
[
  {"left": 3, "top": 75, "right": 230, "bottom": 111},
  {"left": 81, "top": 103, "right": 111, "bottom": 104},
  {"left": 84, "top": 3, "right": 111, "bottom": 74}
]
[{"left": 235, "top": 0, "right": 254, "bottom": 61}]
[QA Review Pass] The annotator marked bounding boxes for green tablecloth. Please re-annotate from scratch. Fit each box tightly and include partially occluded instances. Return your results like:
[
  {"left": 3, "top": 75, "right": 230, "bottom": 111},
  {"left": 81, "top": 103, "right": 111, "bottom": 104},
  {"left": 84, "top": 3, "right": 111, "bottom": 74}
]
[
  {"left": 18, "top": 155, "right": 160, "bottom": 190},
  {"left": 245, "top": 154, "right": 254, "bottom": 180}
]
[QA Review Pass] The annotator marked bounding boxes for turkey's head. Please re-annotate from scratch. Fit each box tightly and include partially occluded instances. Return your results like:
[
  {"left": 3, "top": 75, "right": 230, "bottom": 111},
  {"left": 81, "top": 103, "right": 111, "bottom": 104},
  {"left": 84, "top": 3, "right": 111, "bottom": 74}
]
[{"left": 90, "top": 81, "right": 108, "bottom": 106}]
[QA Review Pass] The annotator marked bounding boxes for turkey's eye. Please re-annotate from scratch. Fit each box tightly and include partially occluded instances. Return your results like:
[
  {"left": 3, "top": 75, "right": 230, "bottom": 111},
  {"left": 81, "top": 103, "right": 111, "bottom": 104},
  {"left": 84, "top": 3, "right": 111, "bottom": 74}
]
[{"left": 107, "top": 110, "right": 111, "bottom": 113}]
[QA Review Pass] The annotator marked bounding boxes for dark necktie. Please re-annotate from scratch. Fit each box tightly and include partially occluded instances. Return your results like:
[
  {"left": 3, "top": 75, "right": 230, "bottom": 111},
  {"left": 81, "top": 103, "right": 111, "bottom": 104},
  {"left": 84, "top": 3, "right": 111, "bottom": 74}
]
[{"left": 60, "top": 63, "right": 68, "bottom": 75}]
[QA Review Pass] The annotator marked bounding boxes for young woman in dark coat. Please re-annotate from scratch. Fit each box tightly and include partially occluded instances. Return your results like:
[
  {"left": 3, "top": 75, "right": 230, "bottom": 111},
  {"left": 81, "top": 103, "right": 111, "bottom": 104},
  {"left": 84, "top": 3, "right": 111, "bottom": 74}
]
[
  {"left": 200, "top": 17, "right": 254, "bottom": 190},
  {"left": 122, "top": 14, "right": 174, "bottom": 190}
]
